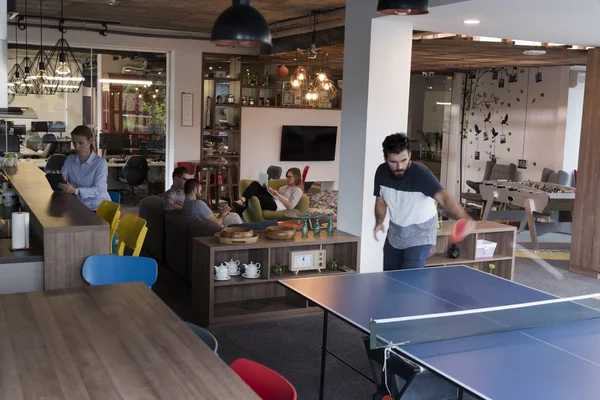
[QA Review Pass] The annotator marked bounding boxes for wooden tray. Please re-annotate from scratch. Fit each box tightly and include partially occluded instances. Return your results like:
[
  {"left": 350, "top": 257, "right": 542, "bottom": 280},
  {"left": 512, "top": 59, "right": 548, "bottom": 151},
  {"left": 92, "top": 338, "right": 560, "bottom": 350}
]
[{"left": 215, "top": 232, "right": 259, "bottom": 245}]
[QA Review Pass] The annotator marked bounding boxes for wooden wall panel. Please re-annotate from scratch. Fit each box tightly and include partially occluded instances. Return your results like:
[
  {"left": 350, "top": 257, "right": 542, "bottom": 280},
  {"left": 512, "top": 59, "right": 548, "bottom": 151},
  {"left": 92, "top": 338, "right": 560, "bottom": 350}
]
[{"left": 570, "top": 48, "right": 600, "bottom": 278}]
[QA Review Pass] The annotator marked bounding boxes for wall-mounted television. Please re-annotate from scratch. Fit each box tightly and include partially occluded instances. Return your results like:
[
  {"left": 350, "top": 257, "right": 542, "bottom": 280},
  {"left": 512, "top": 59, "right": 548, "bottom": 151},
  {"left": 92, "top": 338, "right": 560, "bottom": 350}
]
[{"left": 280, "top": 125, "right": 338, "bottom": 162}]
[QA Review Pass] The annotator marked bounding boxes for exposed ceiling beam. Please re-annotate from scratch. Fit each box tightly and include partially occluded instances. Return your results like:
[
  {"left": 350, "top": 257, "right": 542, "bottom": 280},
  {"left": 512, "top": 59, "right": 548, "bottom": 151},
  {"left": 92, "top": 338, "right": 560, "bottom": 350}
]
[{"left": 265, "top": 26, "right": 346, "bottom": 54}]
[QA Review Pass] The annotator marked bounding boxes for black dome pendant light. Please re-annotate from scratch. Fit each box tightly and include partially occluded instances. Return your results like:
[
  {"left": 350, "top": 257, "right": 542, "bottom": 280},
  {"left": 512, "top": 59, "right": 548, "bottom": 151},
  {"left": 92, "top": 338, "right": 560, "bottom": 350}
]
[
  {"left": 211, "top": 0, "right": 272, "bottom": 47},
  {"left": 377, "top": 0, "right": 429, "bottom": 15}
]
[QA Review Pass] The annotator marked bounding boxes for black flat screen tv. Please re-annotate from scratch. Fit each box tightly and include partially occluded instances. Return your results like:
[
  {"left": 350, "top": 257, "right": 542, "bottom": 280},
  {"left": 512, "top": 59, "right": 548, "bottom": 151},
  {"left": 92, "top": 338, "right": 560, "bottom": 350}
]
[{"left": 280, "top": 125, "right": 338, "bottom": 162}]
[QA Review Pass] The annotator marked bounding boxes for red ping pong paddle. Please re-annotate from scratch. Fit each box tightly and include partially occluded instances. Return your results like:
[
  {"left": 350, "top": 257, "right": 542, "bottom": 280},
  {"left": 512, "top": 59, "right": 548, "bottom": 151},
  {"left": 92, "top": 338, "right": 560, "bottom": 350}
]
[{"left": 449, "top": 219, "right": 469, "bottom": 244}]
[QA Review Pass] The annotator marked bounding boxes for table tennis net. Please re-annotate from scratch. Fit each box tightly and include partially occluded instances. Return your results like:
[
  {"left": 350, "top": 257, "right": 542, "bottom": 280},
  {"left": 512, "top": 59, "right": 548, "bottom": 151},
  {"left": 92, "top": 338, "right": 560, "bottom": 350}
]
[{"left": 369, "top": 293, "right": 600, "bottom": 350}]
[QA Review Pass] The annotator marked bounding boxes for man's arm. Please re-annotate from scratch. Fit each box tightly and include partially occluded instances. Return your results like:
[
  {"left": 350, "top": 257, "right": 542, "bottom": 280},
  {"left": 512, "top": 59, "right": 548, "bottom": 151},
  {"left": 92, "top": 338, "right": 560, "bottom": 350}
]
[
  {"left": 434, "top": 189, "right": 471, "bottom": 221},
  {"left": 374, "top": 196, "right": 387, "bottom": 241}
]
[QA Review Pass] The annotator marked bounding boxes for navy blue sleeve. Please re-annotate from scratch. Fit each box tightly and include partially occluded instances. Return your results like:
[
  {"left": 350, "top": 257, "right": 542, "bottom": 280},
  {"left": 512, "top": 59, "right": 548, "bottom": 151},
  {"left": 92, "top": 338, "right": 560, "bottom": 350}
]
[
  {"left": 418, "top": 164, "right": 444, "bottom": 198},
  {"left": 373, "top": 164, "right": 384, "bottom": 197}
]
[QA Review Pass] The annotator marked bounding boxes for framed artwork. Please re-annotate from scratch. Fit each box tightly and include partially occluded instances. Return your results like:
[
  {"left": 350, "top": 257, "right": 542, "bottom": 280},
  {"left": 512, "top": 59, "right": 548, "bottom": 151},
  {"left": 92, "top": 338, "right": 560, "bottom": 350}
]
[
  {"left": 282, "top": 91, "right": 295, "bottom": 106},
  {"left": 282, "top": 81, "right": 292, "bottom": 91},
  {"left": 294, "top": 92, "right": 302, "bottom": 105},
  {"left": 181, "top": 92, "right": 193, "bottom": 127}
]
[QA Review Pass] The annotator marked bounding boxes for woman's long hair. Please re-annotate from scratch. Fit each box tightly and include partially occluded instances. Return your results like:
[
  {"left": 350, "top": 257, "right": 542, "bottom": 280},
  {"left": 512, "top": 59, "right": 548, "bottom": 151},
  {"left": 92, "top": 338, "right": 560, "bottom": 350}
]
[
  {"left": 71, "top": 125, "right": 95, "bottom": 152},
  {"left": 287, "top": 167, "right": 303, "bottom": 190}
]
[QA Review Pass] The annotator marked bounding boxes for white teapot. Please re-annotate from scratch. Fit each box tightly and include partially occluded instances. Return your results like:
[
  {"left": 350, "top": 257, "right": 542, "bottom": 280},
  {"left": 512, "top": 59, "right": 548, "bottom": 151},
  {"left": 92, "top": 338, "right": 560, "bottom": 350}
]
[
  {"left": 222, "top": 259, "right": 241, "bottom": 275},
  {"left": 214, "top": 264, "right": 229, "bottom": 279},
  {"left": 243, "top": 261, "right": 261, "bottom": 278}
]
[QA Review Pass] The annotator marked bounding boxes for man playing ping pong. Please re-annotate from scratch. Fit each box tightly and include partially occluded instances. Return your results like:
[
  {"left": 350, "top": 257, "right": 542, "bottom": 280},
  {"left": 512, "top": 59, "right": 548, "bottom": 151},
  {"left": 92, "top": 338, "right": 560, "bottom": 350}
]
[{"left": 374, "top": 133, "right": 474, "bottom": 270}]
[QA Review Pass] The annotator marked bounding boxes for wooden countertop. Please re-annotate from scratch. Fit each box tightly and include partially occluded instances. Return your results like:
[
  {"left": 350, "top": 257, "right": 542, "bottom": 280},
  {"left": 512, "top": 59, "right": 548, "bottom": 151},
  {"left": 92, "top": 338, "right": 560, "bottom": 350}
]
[
  {"left": 0, "top": 282, "right": 259, "bottom": 399},
  {"left": 4, "top": 163, "right": 107, "bottom": 232},
  {"left": 437, "top": 220, "right": 517, "bottom": 236}
]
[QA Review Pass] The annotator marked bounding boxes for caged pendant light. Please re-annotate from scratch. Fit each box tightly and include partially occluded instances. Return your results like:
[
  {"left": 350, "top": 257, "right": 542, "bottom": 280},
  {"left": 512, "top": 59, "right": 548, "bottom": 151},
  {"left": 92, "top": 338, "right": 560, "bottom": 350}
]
[
  {"left": 377, "top": 0, "right": 429, "bottom": 15},
  {"left": 47, "top": 0, "right": 84, "bottom": 93},
  {"left": 16, "top": 0, "right": 35, "bottom": 95},
  {"left": 29, "top": 0, "right": 58, "bottom": 95},
  {"left": 211, "top": 0, "right": 272, "bottom": 47},
  {"left": 7, "top": 23, "right": 27, "bottom": 96}
]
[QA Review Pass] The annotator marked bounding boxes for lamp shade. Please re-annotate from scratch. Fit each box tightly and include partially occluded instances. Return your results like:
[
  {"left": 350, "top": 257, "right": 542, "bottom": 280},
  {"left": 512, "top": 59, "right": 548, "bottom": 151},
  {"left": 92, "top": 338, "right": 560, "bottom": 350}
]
[
  {"left": 377, "top": 0, "right": 429, "bottom": 15},
  {"left": 211, "top": 0, "right": 272, "bottom": 47}
]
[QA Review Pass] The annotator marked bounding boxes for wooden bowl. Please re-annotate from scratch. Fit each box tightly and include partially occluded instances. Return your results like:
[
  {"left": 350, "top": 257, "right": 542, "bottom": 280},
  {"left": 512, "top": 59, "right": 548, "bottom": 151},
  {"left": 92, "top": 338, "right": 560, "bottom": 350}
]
[
  {"left": 215, "top": 232, "right": 259, "bottom": 244},
  {"left": 265, "top": 226, "right": 296, "bottom": 241},
  {"left": 221, "top": 227, "right": 254, "bottom": 239}
]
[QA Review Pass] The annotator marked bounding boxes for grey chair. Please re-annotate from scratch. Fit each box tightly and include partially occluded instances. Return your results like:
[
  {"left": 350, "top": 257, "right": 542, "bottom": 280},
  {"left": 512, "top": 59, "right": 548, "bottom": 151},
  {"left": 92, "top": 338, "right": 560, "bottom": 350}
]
[
  {"left": 44, "top": 154, "right": 67, "bottom": 173},
  {"left": 541, "top": 167, "right": 570, "bottom": 186},
  {"left": 462, "top": 161, "right": 517, "bottom": 206},
  {"left": 267, "top": 165, "right": 282, "bottom": 180},
  {"left": 185, "top": 322, "right": 218, "bottom": 354}
]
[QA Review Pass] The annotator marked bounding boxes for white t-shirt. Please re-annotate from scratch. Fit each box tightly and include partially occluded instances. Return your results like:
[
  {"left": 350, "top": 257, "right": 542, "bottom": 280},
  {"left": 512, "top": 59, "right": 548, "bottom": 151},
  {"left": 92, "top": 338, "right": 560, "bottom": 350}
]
[{"left": 275, "top": 185, "right": 303, "bottom": 211}]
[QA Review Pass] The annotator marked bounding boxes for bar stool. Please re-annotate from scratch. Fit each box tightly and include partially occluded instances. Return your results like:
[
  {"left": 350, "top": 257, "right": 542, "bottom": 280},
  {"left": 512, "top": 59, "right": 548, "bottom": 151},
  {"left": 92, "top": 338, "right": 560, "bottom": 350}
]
[{"left": 203, "top": 162, "right": 236, "bottom": 208}]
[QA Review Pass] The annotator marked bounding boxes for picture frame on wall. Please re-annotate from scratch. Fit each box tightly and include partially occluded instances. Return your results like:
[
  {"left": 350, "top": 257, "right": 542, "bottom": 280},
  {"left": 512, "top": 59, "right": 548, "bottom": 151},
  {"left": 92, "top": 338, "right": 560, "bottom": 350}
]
[
  {"left": 282, "top": 82, "right": 292, "bottom": 91},
  {"left": 182, "top": 92, "right": 193, "bottom": 127},
  {"left": 294, "top": 92, "right": 302, "bottom": 105},
  {"left": 282, "top": 91, "right": 295, "bottom": 106}
]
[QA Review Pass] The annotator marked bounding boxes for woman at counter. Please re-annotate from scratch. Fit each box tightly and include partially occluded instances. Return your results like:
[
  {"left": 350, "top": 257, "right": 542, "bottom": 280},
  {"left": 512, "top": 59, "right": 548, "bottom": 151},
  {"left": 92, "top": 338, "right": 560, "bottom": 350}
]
[{"left": 58, "top": 125, "right": 111, "bottom": 211}]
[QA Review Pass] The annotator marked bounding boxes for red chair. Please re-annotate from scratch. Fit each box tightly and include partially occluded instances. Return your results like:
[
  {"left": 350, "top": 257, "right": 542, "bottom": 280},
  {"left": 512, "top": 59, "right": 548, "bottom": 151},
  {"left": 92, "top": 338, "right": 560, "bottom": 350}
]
[
  {"left": 302, "top": 165, "right": 310, "bottom": 184},
  {"left": 176, "top": 161, "right": 196, "bottom": 176},
  {"left": 230, "top": 358, "right": 297, "bottom": 400}
]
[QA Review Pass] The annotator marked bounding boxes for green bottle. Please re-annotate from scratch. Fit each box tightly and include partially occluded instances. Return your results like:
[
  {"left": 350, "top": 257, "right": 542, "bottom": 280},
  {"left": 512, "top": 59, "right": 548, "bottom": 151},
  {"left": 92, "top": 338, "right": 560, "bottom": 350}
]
[
  {"left": 326, "top": 215, "right": 334, "bottom": 236},
  {"left": 253, "top": 71, "right": 259, "bottom": 86},
  {"left": 301, "top": 219, "right": 309, "bottom": 238},
  {"left": 245, "top": 70, "right": 251, "bottom": 86},
  {"left": 313, "top": 218, "right": 321, "bottom": 237},
  {"left": 264, "top": 71, "right": 271, "bottom": 86}
]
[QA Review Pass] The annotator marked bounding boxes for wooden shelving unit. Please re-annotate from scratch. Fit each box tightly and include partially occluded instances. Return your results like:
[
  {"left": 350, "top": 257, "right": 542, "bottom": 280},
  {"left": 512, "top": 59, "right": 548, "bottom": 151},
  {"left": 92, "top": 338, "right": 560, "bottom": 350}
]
[
  {"left": 192, "top": 230, "right": 360, "bottom": 327},
  {"left": 427, "top": 220, "right": 517, "bottom": 279}
]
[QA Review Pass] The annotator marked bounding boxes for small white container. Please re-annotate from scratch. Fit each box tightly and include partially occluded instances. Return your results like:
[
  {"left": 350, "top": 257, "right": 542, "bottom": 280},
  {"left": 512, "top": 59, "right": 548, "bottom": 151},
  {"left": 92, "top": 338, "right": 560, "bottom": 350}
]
[{"left": 476, "top": 239, "right": 497, "bottom": 259}]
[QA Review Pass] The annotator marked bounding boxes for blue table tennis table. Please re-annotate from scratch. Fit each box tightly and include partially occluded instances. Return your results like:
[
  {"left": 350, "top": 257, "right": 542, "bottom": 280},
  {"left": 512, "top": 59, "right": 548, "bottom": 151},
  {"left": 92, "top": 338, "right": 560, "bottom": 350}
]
[{"left": 280, "top": 265, "right": 600, "bottom": 400}]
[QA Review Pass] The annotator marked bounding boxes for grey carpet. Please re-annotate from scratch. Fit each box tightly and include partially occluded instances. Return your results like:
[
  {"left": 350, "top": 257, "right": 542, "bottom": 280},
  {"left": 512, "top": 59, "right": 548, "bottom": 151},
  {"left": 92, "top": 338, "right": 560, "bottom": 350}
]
[{"left": 153, "top": 249, "right": 600, "bottom": 400}]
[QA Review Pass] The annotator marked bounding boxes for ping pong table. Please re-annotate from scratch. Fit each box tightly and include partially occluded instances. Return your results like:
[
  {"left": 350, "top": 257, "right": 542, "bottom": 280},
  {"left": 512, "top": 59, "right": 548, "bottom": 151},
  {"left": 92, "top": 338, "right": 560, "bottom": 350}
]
[{"left": 280, "top": 265, "right": 600, "bottom": 400}]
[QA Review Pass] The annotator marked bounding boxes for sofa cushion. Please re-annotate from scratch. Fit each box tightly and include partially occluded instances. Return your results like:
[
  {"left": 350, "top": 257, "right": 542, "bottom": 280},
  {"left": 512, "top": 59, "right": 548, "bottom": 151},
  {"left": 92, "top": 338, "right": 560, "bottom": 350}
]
[{"left": 139, "top": 195, "right": 166, "bottom": 265}]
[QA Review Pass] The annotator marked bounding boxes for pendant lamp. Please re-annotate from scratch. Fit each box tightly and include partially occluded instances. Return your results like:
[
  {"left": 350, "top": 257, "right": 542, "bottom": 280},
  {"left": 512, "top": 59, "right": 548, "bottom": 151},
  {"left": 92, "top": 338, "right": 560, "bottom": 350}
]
[
  {"left": 29, "top": 0, "right": 58, "bottom": 95},
  {"left": 211, "top": 0, "right": 272, "bottom": 47},
  {"left": 48, "top": 0, "right": 84, "bottom": 93},
  {"left": 7, "top": 23, "right": 27, "bottom": 96},
  {"left": 377, "top": 0, "right": 429, "bottom": 15}
]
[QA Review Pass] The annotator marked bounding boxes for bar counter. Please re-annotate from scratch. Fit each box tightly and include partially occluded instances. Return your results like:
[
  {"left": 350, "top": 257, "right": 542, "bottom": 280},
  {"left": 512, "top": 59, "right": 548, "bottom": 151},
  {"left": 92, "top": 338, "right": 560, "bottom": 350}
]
[{"left": 3, "top": 163, "right": 109, "bottom": 290}]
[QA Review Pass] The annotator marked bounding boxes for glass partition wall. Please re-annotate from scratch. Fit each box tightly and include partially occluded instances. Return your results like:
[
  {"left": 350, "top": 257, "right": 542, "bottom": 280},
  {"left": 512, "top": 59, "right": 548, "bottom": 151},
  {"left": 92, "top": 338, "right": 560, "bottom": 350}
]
[{"left": 6, "top": 44, "right": 168, "bottom": 192}]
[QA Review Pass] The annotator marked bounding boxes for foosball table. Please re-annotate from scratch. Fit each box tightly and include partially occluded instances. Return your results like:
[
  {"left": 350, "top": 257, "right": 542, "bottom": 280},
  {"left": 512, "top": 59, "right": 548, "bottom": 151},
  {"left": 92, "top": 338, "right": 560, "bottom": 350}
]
[{"left": 479, "top": 180, "right": 576, "bottom": 250}]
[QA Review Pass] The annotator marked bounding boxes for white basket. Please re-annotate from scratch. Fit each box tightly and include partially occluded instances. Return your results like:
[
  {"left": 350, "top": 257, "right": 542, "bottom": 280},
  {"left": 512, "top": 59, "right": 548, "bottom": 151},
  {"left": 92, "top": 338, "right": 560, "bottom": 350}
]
[{"left": 475, "top": 239, "right": 497, "bottom": 259}]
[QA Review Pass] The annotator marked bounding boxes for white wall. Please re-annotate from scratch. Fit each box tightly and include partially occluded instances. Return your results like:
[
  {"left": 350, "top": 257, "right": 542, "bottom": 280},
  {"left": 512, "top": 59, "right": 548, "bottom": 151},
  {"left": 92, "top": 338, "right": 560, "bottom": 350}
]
[
  {"left": 461, "top": 66, "right": 570, "bottom": 190},
  {"left": 8, "top": 27, "right": 255, "bottom": 187},
  {"left": 563, "top": 67, "right": 586, "bottom": 183},
  {"left": 240, "top": 108, "right": 341, "bottom": 187}
]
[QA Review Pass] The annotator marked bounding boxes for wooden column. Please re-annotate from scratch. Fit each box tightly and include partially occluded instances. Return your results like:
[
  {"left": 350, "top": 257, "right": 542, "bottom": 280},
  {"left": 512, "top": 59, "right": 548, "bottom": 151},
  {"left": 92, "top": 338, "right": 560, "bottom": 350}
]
[{"left": 570, "top": 49, "right": 600, "bottom": 278}]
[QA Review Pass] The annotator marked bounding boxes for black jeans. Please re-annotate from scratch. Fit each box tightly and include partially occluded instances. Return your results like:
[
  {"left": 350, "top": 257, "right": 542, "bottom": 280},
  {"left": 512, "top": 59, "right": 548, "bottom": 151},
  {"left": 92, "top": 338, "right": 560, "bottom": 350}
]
[
  {"left": 241, "top": 181, "right": 277, "bottom": 211},
  {"left": 383, "top": 238, "right": 433, "bottom": 271}
]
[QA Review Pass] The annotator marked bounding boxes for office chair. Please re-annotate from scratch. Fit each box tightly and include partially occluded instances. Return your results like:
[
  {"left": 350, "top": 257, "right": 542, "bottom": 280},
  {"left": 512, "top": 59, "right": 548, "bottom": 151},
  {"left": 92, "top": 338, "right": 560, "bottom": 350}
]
[
  {"left": 119, "top": 155, "right": 148, "bottom": 205},
  {"left": 44, "top": 154, "right": 67, "bottom": 173},
  {"left": 230, "top": 358, "right": 297, "bottom": 400}
]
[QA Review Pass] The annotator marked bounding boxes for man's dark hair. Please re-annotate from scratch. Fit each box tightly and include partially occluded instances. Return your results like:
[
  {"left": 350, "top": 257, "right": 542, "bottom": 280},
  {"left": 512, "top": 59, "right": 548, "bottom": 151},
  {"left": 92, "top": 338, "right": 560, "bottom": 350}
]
[
  {"left": 184, "top": 178, "right": 201, "bottom": 195},
  {"left": 172, "top": 166, "right": 188, "bottom": 179},
  {"left": 382, "top": 133, "right": 410, "bottom": 158}
]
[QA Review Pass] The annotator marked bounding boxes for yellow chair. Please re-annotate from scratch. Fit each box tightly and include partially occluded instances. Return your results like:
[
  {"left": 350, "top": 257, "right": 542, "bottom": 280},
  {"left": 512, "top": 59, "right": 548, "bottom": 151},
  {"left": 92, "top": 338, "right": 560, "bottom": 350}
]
[
  {"left": 116, "top": 214, "right": 148, "bottom": 257},
  {"left": 96, "top": 200, "right": 121, "bottom": 254}
]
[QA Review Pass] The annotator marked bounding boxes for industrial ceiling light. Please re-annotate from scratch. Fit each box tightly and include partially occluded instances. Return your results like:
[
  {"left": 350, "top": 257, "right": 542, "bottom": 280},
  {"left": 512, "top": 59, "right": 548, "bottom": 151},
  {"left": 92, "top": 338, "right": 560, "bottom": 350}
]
[
  {"left": 211, "top": 0, "right": 272, "bottom": 47},
  {"left": 377, "top": 0, "right": 429, "bottom": 15}
]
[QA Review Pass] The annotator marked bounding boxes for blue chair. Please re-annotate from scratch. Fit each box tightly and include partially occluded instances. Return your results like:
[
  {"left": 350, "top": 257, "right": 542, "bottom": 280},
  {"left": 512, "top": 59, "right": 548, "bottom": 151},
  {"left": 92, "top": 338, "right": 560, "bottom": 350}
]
[
  {"left": 185, "top": 322, "right": 219, "bottom": 354},
  {"left": 109, "top": 191, "right": 121, "bottom": 204},
  {"left": 82, "top": 255, "right": 158, "bottom": 288}
]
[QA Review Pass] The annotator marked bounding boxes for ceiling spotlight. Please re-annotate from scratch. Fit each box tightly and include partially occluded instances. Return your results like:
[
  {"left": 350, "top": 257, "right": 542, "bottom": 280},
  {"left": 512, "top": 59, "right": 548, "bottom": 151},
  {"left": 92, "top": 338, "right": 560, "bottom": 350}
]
[
  {"left": 211, "top": 0, "right": 272, "bottom": 47},
  {"left": 463, "top": 19, "right": 481, "bottom": 25},
  {"left": 377, "top": 0, "right": 429, "bottom": 15},
  {"left": 523, "top": 49, "right": 547, "bottom": 56}
]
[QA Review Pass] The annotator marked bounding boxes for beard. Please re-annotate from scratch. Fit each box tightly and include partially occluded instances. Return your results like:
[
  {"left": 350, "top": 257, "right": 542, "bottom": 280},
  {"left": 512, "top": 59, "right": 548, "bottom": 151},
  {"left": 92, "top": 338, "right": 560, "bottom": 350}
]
[{"left": 393, "top": 169, "right": 406, "bottom": 176}]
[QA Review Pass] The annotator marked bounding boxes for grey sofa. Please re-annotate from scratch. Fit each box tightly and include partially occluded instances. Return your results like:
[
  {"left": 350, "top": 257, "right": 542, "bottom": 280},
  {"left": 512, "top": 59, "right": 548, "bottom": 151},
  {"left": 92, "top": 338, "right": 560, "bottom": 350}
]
[
  {"left": 462, "top": 161, "right": 518, "bottom": 205},
  {"left": 541, "top": 167, "right": 570, "bottom": 186},
  {"left": 139, "top": 195, "right": 277, "bottom": 283}
]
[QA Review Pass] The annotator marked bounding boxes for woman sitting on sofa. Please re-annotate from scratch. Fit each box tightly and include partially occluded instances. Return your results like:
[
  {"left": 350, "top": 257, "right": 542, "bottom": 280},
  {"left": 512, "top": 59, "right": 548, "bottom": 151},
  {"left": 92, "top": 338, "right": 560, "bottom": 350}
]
[{"left": 234, "top": 167, "right": 303, "bottom": 215}]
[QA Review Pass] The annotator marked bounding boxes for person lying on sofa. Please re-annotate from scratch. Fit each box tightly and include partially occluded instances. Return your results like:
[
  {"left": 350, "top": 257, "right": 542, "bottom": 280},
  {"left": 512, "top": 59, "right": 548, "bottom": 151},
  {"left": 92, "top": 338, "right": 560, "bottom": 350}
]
[
  {"left": 163, "top": 166, "right": 193, "bottom": 211},
  {"left": 183, "top": 179, "right": 244, "bottom": 227},
  {"left": 233, "top": 167, "right": 303, "bottom": 216}
]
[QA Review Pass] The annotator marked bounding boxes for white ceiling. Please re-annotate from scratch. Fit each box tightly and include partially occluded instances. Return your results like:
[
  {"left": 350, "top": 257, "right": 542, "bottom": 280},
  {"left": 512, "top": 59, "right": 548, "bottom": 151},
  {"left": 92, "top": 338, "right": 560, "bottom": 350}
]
[{"left": 404, "top": 0, "right": 600, "bottom": 47}]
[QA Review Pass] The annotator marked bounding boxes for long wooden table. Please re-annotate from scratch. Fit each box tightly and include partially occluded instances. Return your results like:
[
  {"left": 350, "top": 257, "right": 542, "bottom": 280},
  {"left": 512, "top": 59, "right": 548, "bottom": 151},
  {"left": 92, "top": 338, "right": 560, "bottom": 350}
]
[
  {"left": 4, "top": 163, "right": 109, "bottom": 290},
  {"left": 0, "top": 282, "right": 259, "bottom": 399}
]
